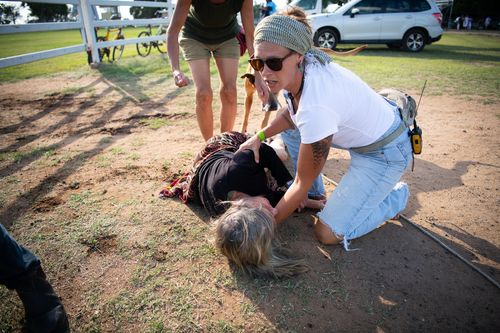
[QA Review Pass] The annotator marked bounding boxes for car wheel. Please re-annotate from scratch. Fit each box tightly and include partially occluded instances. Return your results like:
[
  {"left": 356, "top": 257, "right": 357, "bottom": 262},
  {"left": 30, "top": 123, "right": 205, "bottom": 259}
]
[
  {"left": 402, "top": 29, "right": 426, "bottom": 52},
  {"left": 314, "top": 28, "right": 338, "bottom": 50}
]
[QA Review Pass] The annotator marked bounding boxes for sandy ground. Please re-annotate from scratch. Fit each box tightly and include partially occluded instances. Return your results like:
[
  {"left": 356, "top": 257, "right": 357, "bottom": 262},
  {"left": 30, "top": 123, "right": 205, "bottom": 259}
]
[{"left": 0, "top": 72, "right": 499, "bottom": 332}]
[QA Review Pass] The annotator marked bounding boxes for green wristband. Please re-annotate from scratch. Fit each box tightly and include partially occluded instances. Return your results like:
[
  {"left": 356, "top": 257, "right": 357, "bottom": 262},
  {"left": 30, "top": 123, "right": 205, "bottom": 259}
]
[{"left": 257, "top": 130, "right": 266, "bottom": 142}]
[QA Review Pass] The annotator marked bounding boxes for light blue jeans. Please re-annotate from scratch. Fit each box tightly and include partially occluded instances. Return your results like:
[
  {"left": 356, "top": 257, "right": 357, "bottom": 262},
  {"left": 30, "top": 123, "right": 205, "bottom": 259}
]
[
  {"left": 317, "top": 109, "right": 413, "bottom": 249},
  {"left": 280, "top": 128, "right": 326, "bottom": 198}
]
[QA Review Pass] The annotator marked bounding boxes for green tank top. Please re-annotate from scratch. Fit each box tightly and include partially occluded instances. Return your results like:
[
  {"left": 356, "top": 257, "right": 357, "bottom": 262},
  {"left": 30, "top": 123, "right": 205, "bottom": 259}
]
[{"left": 182, "top": 0, "right": 244, "bottom": 44}]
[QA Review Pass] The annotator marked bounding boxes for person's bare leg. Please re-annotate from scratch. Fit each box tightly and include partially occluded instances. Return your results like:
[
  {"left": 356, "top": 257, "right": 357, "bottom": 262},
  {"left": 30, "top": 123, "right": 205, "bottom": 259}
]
[
  {"left": 214, "top": 57, "right": 238, "bottom": 133},
  {"left": 313, "top": 216, "right": 343, "bottom": 245},
  {"left": 188, "top": 58, "right": 213, "bottom": 141}
]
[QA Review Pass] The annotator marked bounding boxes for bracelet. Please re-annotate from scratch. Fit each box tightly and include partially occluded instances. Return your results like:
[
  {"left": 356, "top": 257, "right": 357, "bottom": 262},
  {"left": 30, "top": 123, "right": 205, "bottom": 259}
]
[{"left": 257, "top": 130, "right": 266, "bottom": 142}]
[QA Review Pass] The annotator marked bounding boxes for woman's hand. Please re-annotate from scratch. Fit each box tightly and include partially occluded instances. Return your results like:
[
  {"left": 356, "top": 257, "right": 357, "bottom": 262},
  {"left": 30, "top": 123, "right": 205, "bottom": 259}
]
[
  {"left": 237, "top": 135, "right": 262, "bottom": 163},
  {"left": 253, "top": 71, "right": 269, "bottom": 103},
  {"left": 296, "top": 197, "right": 325, "bottom": 212},
  {"left": 173, "top": 70, "right": 189, "bottom": 87},
  {"left": 305, "top": 198, "right": 326, "bottom": 210}
]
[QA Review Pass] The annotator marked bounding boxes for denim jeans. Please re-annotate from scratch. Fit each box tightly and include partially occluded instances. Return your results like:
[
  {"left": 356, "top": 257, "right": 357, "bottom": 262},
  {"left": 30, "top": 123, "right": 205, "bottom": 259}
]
[
  {"left": 317, "top": 109, "right": 412, "bottom": 249},
  {"left": 0, "top": 224, "right": 40, "bottom": 289},
  {"left": 280, "top": 128, "right": 326, "bottom": 198}
]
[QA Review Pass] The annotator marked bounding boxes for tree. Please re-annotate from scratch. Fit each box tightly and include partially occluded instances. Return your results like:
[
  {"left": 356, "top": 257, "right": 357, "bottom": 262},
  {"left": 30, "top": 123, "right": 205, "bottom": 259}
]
[
  {"left": 23, "top": 2, "right": 68, "bottom": 22},
  {"left": 130, "top": 0, "right": 167, "bottom": 19},
  {"left": 0, "top": 3, "right": 21, "bottom": 24},
  {"left": 452, "top": 0, "right": 500, "bottom": 20}
]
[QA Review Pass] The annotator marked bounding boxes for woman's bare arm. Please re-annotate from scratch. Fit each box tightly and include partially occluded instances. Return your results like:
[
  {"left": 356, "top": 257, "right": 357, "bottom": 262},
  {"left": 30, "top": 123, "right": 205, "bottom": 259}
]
[
  {"left": 275, "top": 135, "right": 332, "bottom": 223},
  {"left": 166, "top": 0, "right": 191, "bottom": 86}
]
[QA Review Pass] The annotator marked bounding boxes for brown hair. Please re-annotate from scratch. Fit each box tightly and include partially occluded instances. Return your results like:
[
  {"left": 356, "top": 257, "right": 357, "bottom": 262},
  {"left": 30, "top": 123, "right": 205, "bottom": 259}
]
[
  {"left": 214, "top": 200, "right": 309, "bottom": 279},
  {"left": 282, "top": 6, "right": 312, "bottom": 34}
]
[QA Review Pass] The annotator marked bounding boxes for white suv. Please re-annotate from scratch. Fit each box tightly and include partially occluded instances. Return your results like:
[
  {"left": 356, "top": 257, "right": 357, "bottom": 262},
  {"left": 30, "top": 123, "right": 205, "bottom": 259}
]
[{"left": 308, "top": 0, "right": 443, "bottom": 52}]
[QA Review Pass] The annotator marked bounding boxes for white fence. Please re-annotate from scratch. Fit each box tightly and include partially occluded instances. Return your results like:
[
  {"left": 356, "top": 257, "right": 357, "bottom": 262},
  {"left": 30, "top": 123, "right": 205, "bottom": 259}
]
[{"left": 0, "top": 0, "right": 174, "bottom": 68}]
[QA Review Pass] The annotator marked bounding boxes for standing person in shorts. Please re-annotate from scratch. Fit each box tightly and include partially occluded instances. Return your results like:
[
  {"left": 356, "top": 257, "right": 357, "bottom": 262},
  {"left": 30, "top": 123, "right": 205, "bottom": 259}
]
[{"left": 167, "top": 0, "right": 267, "bottom": 141}]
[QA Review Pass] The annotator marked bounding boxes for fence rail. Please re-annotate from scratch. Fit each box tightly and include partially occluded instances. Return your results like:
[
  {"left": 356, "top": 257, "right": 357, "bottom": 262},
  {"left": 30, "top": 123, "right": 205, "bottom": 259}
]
[{"left": 0, "top": 0, "right": 173, "bottom": 68}]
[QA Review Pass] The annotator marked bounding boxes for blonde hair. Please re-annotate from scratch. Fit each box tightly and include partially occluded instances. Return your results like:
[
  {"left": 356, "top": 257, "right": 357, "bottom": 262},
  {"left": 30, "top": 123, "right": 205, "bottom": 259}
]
[{"left": 214, "top": 200, "right": 309, "bottom": 279}]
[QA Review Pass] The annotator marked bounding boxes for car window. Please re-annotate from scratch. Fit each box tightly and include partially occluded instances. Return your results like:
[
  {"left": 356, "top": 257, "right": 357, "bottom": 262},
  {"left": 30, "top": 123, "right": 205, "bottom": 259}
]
[
  {"left": 385, "top": 0, "right": 411, "bottom": 13},
  {"left": 322, "top": 0, "right": 339, "bottom": 11},
  {"left": 408, "top": 0, "right": 431, "bottom": 12},
  {"left": 290, "top": 0, "right": 317, "bottom": 11},
  {"left": 347, "top": 0, "right": 385, "bottom": 15}
]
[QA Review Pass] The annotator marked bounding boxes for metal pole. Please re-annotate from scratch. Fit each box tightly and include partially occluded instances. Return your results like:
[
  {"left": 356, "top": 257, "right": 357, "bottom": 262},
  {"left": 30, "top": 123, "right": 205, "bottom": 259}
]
[{"left": 322, "top": 173, "right": 499, "bottom": 290}]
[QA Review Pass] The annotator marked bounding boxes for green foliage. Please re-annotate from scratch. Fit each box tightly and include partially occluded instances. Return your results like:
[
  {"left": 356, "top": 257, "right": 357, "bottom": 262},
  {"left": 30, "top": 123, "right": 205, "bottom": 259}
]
[
  {"left": 452, "top": 0, "right": 500, "bottom": 19},
  {"left": 23, "top": 2, "right": 69, "bottom": 22},
  {"left": 0, "top": 3, "right": 21, "bottom": 24}
]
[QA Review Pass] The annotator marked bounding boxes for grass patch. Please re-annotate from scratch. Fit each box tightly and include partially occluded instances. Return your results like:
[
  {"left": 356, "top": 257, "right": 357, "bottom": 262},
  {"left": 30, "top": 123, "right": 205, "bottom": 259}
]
[
  {"left": 1, "top": 32, "right": 498, "bottom": 102},
  {"left": 110, "top": 146, "right": 125, "bottom": 155},
  {"left": 140, "top": 117, "right": 171, "bottom": 130},
  {"left": 4, "top": 145, "right": 58, "bottom": 164},
  {"left": 128, "top": 152, "right": 140, "bottom": 161},
  {"left": 99, "top": 136, "right": 113, "bottom": 144},
  {"left": 336, "top": 33, "right": 500, "bottom": 102},
  {"left": 95, "top": 154, "right": 111, "bottom": 168},
  {"left": 67, "top": 190, "right": 96, "bottom": 209}
]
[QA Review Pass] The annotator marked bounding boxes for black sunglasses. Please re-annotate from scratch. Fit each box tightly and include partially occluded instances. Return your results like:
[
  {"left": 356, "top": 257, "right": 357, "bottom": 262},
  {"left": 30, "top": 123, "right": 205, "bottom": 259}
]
[{"left": 249, "top": 52, "right": 294, "bottom": 72}]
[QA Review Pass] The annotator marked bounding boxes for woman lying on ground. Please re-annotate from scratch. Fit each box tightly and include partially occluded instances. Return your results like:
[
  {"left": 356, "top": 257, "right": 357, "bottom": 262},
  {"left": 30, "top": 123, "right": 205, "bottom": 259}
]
[{"left": 161, "top": 131, "right": 324, "bottom": 278}]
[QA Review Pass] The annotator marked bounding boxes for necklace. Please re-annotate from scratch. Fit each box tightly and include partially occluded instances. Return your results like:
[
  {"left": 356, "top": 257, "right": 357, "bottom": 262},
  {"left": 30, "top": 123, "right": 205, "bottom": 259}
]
[{"left": 286, "top": 72, "right": 305, "bottom": 115}]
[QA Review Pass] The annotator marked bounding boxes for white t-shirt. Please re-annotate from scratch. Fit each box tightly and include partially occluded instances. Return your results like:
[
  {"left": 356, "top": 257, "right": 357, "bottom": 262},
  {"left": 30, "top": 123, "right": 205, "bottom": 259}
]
[{"left": 285, "top": 57, "right": 395, "bottom": 149}]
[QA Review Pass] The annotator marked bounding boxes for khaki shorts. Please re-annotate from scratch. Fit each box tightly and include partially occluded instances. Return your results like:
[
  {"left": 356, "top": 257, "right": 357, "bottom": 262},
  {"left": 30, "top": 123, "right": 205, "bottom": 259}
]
[{"left": 179, "top": 36, "right": 240, "bottom": 61}]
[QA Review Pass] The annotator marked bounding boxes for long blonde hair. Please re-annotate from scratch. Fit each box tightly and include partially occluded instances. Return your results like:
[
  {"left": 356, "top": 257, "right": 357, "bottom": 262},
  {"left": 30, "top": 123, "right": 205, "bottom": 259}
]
[{"left": 214, "top": 200, "right": 309, "bottom": 279}]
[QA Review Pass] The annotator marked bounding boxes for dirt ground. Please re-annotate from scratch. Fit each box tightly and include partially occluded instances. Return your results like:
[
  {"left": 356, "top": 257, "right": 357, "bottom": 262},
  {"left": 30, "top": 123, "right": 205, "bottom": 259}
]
[{"left": 0, "top": 71, "right": 499, "bottom": 332}]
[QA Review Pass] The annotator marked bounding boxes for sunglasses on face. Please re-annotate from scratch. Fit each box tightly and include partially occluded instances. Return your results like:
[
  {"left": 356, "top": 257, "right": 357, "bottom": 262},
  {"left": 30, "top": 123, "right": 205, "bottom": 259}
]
[{"left": 249, "top": 52, "right": 294, "bottom": 72}]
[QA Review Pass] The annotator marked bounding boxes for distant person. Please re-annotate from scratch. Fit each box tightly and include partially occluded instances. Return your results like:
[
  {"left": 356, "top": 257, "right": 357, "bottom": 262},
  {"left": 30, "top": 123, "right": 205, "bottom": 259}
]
[
  {"left": 0, "top": 224, "right": 70, "bottom": 332},
  {"left": 484, "top": 16, "right": 491, "bottom": 30},
  {"left": 454, "top": 15, "right": 462, "bottom": 31},
  {"left": 467, "top": 16, "right": 473, "bottom": 30},
  {"left": 166, "top": 0, "right": 266, "bottom": 141},
  {"left": 463, "top": 15, "right": 472, "bottom": 30},
  {"left": 261, "top": 0, "right": 277, "bottom": 18}
]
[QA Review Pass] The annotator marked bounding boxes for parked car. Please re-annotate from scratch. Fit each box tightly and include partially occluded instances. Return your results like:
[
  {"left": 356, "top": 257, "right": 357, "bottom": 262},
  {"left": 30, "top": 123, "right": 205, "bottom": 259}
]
[{"left": 308, "top": 0, "right": 443, "bottom": 52}]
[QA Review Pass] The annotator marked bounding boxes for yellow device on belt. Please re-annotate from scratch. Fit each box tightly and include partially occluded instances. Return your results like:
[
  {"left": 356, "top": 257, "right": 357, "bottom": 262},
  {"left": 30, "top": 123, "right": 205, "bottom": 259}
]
[{"left": 411, "top": 125, "right": 422, "bottom": 155}]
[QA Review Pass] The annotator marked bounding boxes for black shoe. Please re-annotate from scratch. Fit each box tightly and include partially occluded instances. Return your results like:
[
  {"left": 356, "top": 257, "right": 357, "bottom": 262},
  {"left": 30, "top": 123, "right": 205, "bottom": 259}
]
[{"left": 16, "top": 267, "right": 70, "bottom": 333}]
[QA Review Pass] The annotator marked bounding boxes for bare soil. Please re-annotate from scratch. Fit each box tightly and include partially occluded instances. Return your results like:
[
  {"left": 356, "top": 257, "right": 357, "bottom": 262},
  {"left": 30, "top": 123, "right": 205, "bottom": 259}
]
[{"left": 0, "top": 72, "right": 499, "bottom": 332}]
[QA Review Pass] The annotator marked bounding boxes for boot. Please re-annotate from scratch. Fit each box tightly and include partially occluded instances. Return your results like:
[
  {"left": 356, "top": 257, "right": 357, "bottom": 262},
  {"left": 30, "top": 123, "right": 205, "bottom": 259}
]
[{"left": 16, "top": 267, "right": 70, "bottom": 333}]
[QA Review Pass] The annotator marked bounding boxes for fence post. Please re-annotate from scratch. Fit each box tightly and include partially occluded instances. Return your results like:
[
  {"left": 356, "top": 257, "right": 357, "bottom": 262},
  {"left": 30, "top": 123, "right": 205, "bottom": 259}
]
[
  {"left": 168, "top": 0, "right": 174, "bottom": 20},
  {"left": 80, "top": 0, "right": 99, "bottom": 65}
]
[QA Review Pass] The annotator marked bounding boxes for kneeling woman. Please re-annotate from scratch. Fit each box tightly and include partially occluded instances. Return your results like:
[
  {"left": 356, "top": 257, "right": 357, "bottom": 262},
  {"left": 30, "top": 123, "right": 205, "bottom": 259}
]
[{"left": 161, "top": 131, "right": 322, "bottom": 278}]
